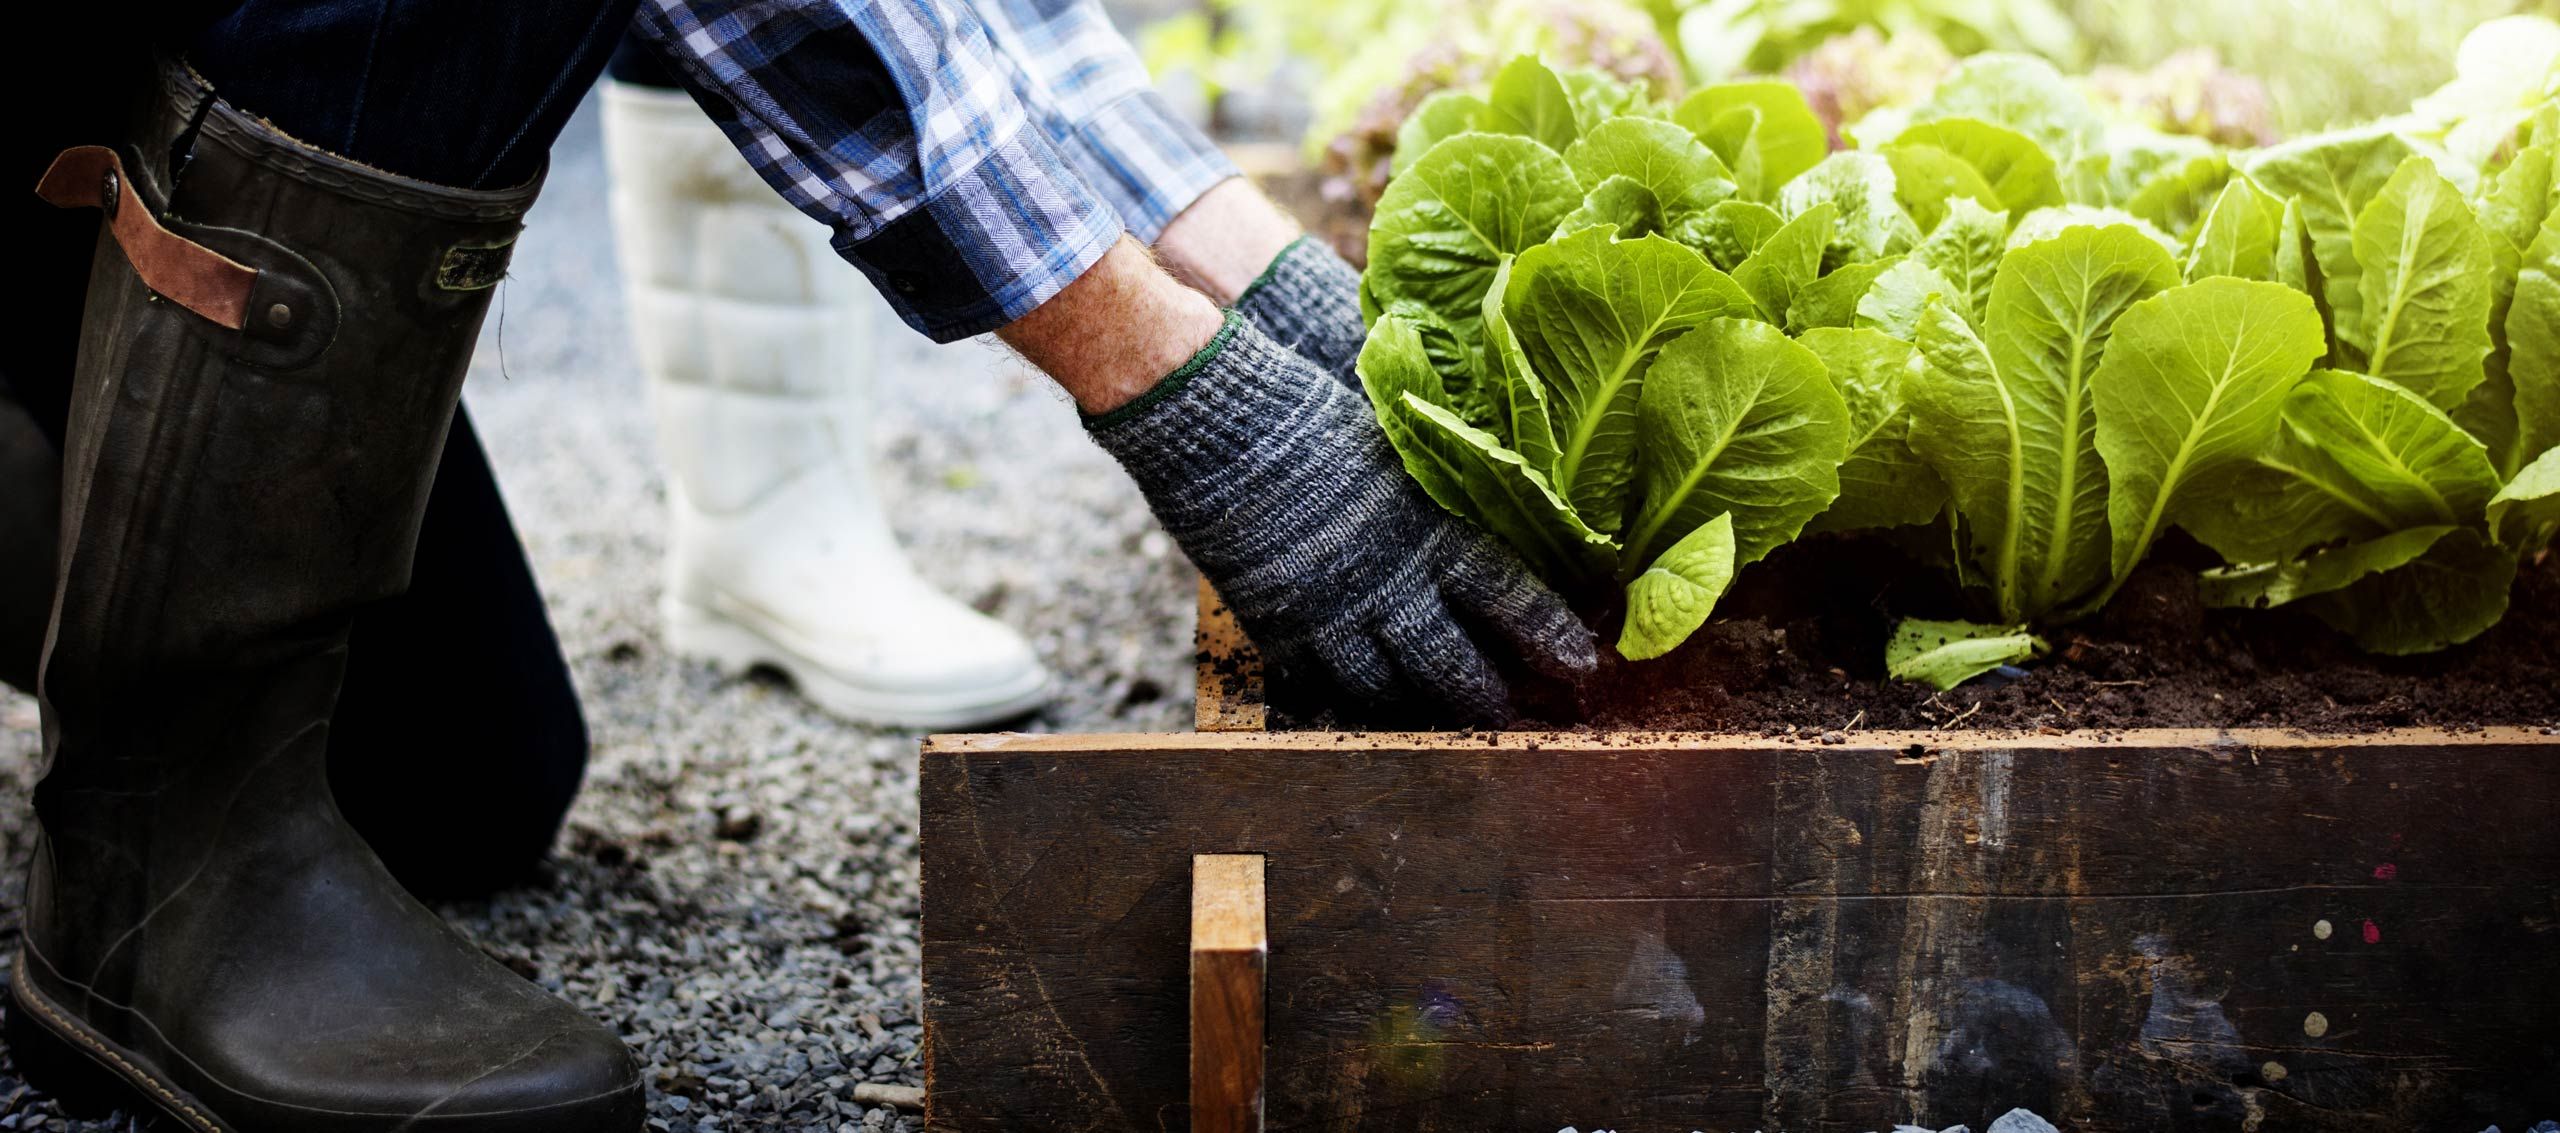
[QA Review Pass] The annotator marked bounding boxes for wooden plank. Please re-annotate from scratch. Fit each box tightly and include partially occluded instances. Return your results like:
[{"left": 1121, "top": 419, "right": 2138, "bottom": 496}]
[
  {"left": 1194, "top": 579, "right": 1264, "bottom": 732},
  {"left": 1192, "top": 855, "right": 1267, "bottom": 1133},
  {"left": 920, "top": 731, "right": 2560, "bottom": 1131}
]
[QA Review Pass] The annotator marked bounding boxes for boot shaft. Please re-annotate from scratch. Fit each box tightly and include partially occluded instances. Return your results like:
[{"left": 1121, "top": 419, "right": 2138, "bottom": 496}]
[
  {"left": 45, "top": 63, "right": 541, "bottom": 698},
  {"left": 32, "top": 58, "right": 540, "bottom": 987}
]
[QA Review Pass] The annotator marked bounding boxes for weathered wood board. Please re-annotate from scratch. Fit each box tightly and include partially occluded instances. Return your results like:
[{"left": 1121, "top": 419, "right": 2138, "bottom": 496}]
[
  {"left": 922, "top": 727, "right": 2560, "bottom": 1131},
  {"left": 1191, "top": 854, "right": 1267, "bottom": 1133}
]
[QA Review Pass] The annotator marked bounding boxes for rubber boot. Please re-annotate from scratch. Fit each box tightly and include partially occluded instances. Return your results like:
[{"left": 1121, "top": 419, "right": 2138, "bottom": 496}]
[
  {"left": 599, "top": 80, "right": 1051, "bottom": 730},
  {"left": 5, "top": 62, "right": 643, "bottom": 1132}
]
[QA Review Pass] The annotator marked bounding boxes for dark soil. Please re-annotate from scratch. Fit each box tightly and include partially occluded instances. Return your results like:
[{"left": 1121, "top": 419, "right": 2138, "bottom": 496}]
[{"left": 1524, "top": 533, "right": 2560, "bottom": 735}]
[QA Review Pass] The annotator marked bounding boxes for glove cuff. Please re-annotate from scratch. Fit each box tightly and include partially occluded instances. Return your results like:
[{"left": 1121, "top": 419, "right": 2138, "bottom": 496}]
[
  {"left": 1233, "top": 235, "right": 1365, "bottom": 385},
  {"left": 1084, "top": 312, "right": 1361, "bottom": 524}
]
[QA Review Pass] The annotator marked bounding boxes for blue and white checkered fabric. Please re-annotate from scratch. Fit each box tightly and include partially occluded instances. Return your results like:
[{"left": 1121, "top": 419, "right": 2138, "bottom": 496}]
[{"left": 632, "top": 0, "right": 1237, "bottom": 342}]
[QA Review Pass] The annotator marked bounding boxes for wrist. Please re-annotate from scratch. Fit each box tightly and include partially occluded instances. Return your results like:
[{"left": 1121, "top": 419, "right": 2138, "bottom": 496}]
[
  {"left": 1083, "top": 317, "right": 1357, "bottom": 516},
  {"left": 998, "top": 237, "right": 1227, "bottom": 415},
  {"left": 1156, "top": 178, "right": 1303, "bottom": 305},
  {"left": 1082, "top": 311, "right": 1242, "bottom": 430}
]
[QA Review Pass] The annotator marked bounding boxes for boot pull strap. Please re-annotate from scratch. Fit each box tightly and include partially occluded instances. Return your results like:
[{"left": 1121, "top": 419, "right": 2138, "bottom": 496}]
[{"left": 36, "top": 146, "right": 256, "bottom": 331}]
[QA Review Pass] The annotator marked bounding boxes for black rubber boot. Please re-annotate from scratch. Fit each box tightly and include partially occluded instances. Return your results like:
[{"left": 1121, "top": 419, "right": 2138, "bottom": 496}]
[{"left": 7, "top": 61, "right": 643, "bottom": 1132}]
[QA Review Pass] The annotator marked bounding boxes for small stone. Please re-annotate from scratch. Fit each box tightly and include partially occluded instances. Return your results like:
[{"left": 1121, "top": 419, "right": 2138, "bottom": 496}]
[
  {"left": 715, "top": 806, "right": 763, "bottom": 842},
  {"left": 1987, "top": 1109, "right": 2060, "bottom": 1133}
]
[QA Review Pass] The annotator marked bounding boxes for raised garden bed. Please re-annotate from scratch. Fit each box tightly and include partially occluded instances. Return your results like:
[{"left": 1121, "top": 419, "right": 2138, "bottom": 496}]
[
  {"left": 923, "top": 27, "right": 2560, "bottom": 1131},
  {"left": 918, "top": 587, "right": 2560, "bottom": 1132}
]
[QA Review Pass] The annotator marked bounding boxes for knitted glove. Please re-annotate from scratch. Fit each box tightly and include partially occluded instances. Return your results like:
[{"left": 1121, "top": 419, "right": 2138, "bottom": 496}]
[
  {"left": 1233, "top": 235, "right": 1364, "bottom": 389},
  {"left": 1088, "top": 313, "right": 1595, "bottom": 725}
]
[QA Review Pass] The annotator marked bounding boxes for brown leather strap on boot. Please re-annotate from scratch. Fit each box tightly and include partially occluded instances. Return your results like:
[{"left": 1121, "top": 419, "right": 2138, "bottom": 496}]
[{"left": 34, "top": 145, "right": 256, "bottom": 330}]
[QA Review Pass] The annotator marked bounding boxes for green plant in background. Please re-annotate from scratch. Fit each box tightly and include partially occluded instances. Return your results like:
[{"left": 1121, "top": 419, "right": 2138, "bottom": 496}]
[
  {"left": 1141, "top": 0, "right": 1679, "bottom": 190},
  {"left": 1355, "top": 44, "right": 2560, "bottom": 686},
  {"left": 2070, "top": 0, "right": 2559, "bottom": 134},
  {"left": 1670, "top": 0, "right": 2080, "bottom": 84}
]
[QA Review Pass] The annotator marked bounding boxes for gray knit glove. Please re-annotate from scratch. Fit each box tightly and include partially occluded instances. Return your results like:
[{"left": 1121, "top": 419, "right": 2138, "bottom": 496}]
[
  {"left": 1088, "top": 313, "right": 1595, "bottom": 725},
  {"left": 1234, "top": 236, "right": 1365, "bottom": 389}
]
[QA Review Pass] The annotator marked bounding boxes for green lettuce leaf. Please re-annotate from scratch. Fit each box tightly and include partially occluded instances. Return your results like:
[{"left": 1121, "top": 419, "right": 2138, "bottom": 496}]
[
  {"left": 1886, "top": 619, "right": 2049, "bottom": 691},
  {"left": 2008, "top": 205, "right": 2182, "bottom": 258},
  {"left": 1478, "top": 55, "right": 1581, "bottom": 155},
  {"left": 1734, "top": 203, "right": 1835, "bottom": 325},
  {"left": 1623, "top": 318, "right": 1850, "bottom": 570},
  {"left": 1856, "top": 259, "right": 1962, "bottom": 340},
  {"left": 2245, "top": 127, "right": 2421, "bottom": 365},
  {"left": 1673, "top": 81, "right": 1828, "bottom": 201},
  {"left": 1618, "top": 513, "right": 1737, "bottom": 661},
  {"left": 2169, "top": 364, "right": 2499, "bottom": 567},
  {"left": 2186, "top": 176, "right": 2287, "bottom": 283},
  {"left": 1779, "top": 152, "right": 1923, "bottom": 269},
  {"left": 1787, "top": 257, "right": 1902, "bottom": 334},
  {"left": 2199, "top": 526, "right": 2459, "bottom": 610},
  {"left": 2127, "top": 154, "right": 2233, "bottom": 243},
  {"left": 1365, "top": 310, "right": 1616, "bottom": 584},
  {"left": 1395, "top": 90, "right": 1489, "bottom": 176},
  {"left": 1564, "top": 116, "right": 1737, "bottom": 222},
  {"left": 2457, "top": 144, "right": 2555, "bottom": 475},
  {"left": 2275, "top": 197, "right": 2316, "bottom": 297},
  {"left": 2092, "top": 277, "right": 2330, "bottom": 589},
  {"left": 1882, "top": 145, "right": 1998, "bottom": 238},
  {"left": 2301, "top": 528, "right": 2518, "bottom": 655},
  {"left": 1504, "top": 229, "right": 1757, "bottom": 534},
  {"left": 1481, "top": 257, "right": 1559, "bottom": 472},
  {"left": 1560, "top": 67, "right": 1649, "bottom": 132},
  {"left": 1367, "top": 133, "right": 1581, "bottom": 349},
  {"left": 2060, "top": 130, "right": 2215, "bottom": 210},
  {"left": 1908, "top": 54, "right": 2105, "bottom": 160},
  {"left": 1687, "top": 199, "right": 1787, "bottom": 271},
  {"left": 2490, "top": 445, "right": 2560, "bottom": 549},
  {"left": 2176, "top": 436, "right": 2399, "bottom": 565},
  {"left": 1361, "top": 311, "right": 1467, "bottom": 509},
  {"left": 1884, "top": 118, "right": 2064, "bottom": 233},
  {"left": 1911, "top": 198, "right": 2009, "bottom": 326},
  {"left": 2352, "top": 156, "right": 2495, "bottom": 411},
  {"left": 2506, "top": 265, "right": 2560, "bottom": 473},
  {"left": 1556, "top": 176, "right": 1668, "bottom": 241},
  {"left": 2281, "top": 369, "right": 2501, "bottom": 527},
  {"left": 1905, "top": 224, "right": 2181, "bottom": 621},
  {"left": 1802, "top": 327, "right": 1948, "bottom": 532}
]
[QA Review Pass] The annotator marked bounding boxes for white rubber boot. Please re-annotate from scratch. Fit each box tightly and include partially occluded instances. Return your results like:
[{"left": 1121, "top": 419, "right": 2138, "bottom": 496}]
[{"left": 601, "top": 80, "right": 1050, "bottom": 729}]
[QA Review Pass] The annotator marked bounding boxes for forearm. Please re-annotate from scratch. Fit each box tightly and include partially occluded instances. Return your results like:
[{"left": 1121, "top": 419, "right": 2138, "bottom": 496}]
[
  {"left": 996, "top": 236, "right": 1228, "bottom": 415},
  {"left": 1154, "top": 178, "right": 1304, "bottom": 306}
]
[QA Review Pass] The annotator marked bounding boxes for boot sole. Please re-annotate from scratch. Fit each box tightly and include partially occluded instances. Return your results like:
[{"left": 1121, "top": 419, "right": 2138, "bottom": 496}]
[
  {"left": 667, "top": 601, "right": 1051, "bottom": 730},
  {"left": 6, "top": 950, "right": 229, "bottom": 1132}
]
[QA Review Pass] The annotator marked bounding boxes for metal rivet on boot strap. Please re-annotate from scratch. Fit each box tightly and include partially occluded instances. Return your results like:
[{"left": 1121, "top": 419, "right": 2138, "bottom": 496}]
[
  {"left": 266, "top": 302, "right": 294, "bottom": 329},
  {"left": 99, "top": 170, "right": 120, "bottom": 218}
]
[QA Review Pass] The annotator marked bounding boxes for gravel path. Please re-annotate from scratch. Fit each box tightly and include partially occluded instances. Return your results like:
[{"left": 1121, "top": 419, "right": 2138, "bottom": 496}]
[{"left": 0, "top": 92, "right": 1197, "bottom": 1133}]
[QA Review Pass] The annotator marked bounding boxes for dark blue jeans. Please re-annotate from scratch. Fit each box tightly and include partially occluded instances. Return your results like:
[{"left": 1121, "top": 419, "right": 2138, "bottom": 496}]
[{"left": 189, "top": 0, "right": 644, "bottom": 189}]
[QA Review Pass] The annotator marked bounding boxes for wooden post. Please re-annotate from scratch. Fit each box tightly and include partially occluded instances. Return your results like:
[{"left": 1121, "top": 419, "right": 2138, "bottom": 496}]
[{"left": 1191, "top": 854, "right": 1266, "bottom": 1133}]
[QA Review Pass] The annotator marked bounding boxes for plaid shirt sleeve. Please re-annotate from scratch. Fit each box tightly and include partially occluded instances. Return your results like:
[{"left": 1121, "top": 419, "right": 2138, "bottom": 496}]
[
  {"left": 964, "top": 0, "right": 1238, "bottom": 244},
  {"left": 627, "top": 0, "right": 1140, "bottom": 342}
]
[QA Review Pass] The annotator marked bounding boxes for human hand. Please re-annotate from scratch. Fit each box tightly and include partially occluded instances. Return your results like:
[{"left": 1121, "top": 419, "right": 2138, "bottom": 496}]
[
  {"left": 1233, "top": 235, "right": 1365, "bottom": 390},
  {"left": 1087, "top": 314, "right": 1594, "bottom": 724}
]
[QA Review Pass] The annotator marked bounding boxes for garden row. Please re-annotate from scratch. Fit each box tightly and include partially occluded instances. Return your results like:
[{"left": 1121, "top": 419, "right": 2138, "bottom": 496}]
[{"left": 1355, "top": 20, "right": 2560, "bottom": 686}]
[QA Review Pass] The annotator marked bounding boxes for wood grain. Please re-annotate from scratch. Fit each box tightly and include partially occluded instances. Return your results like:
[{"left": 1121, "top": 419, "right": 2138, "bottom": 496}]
[
  {"left": 921, "top": 730, "right": 2560, "bottom": 1131},
  {"left": 1192, "top": 855, "right": 1266, "bottom": 1133}
]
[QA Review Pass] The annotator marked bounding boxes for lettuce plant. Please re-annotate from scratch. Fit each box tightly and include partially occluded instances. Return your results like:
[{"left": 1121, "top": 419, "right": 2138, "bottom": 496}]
[{"left": 1357, "top": 49, "right": 2560, "bottom": 678}]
